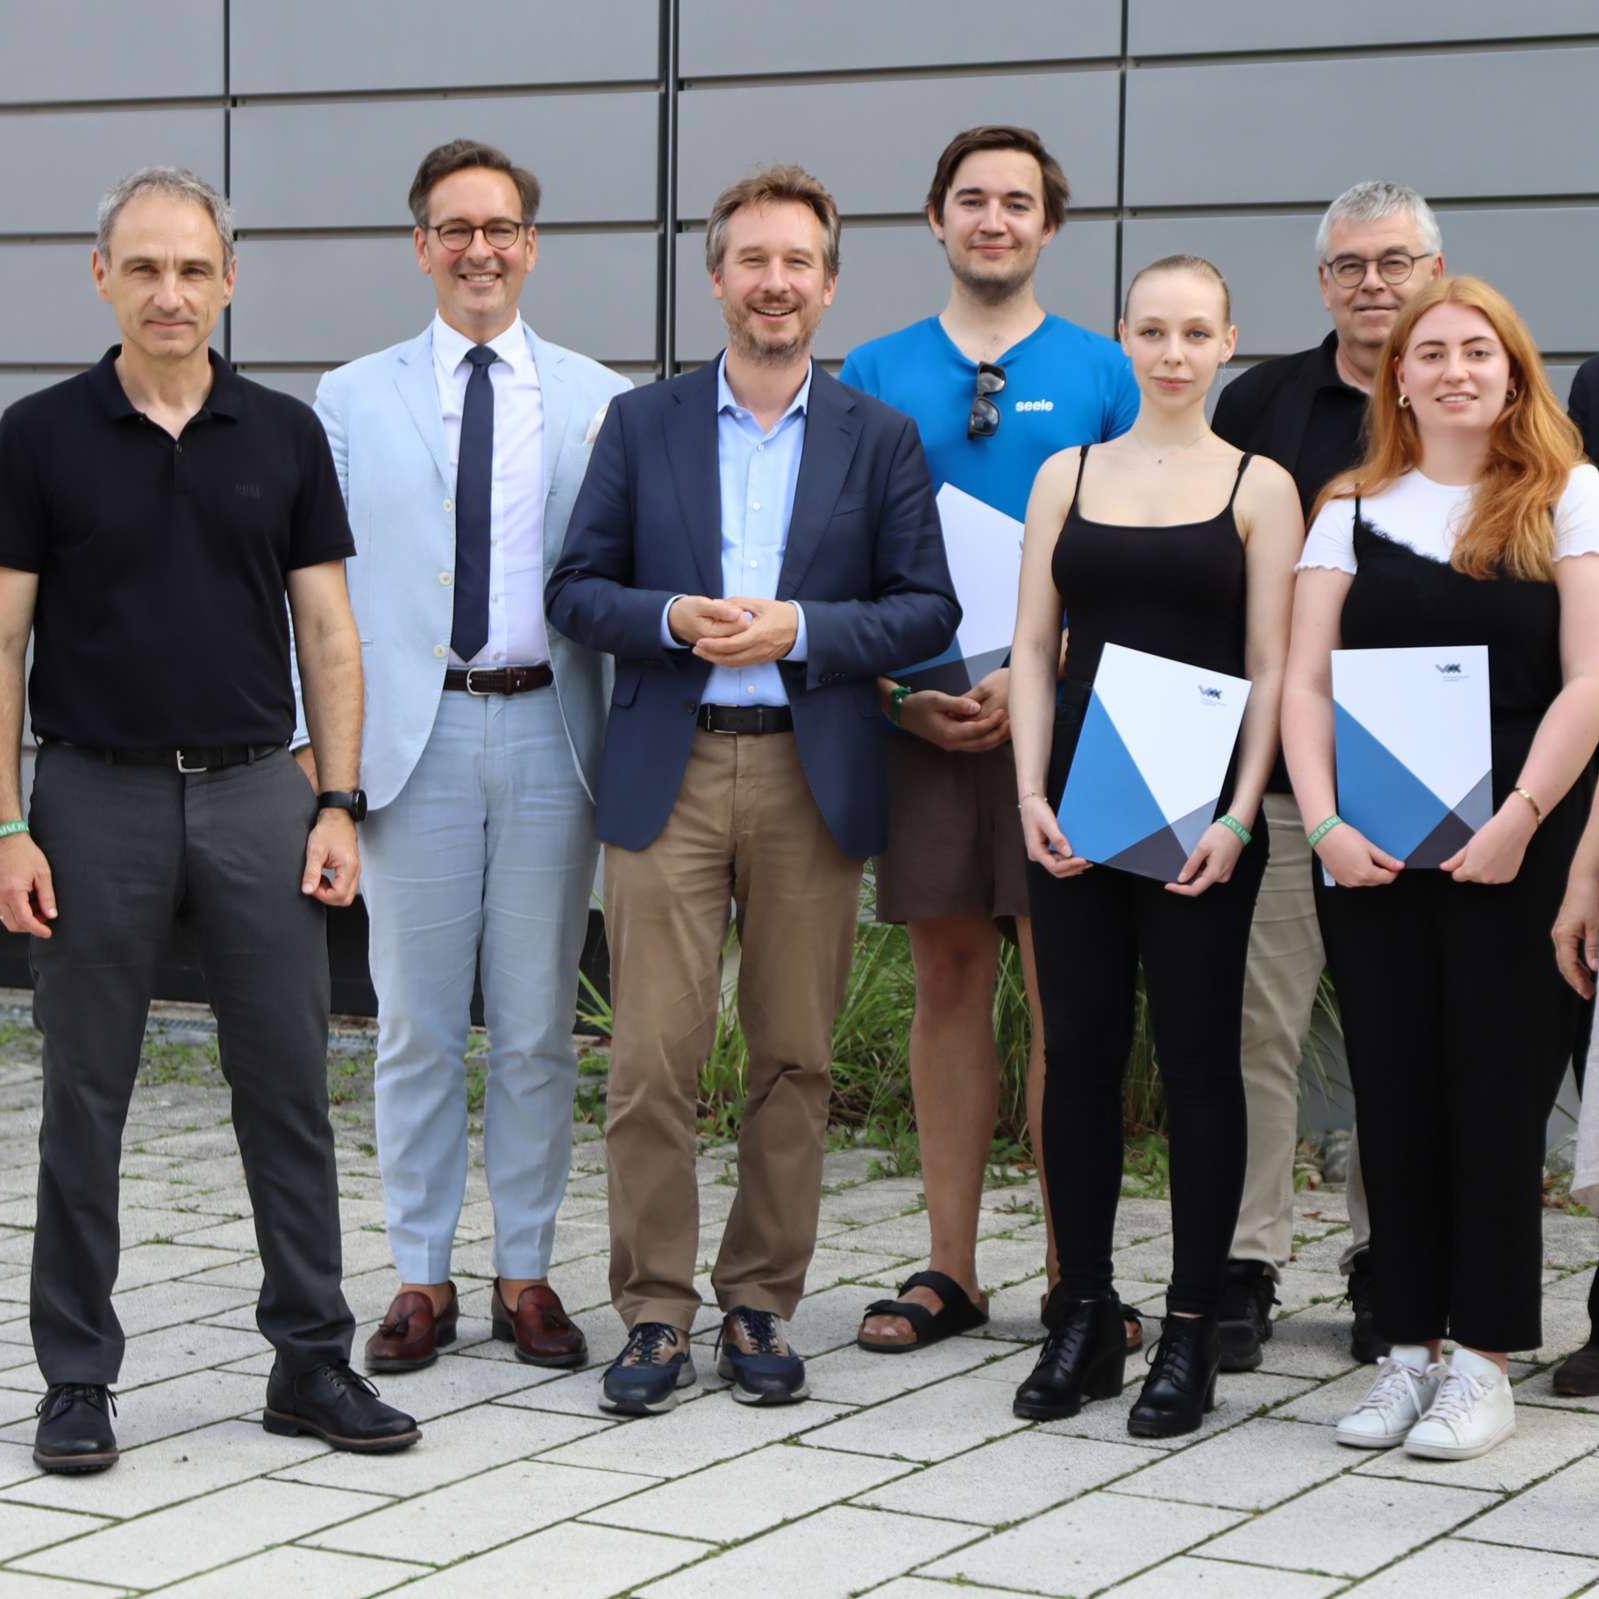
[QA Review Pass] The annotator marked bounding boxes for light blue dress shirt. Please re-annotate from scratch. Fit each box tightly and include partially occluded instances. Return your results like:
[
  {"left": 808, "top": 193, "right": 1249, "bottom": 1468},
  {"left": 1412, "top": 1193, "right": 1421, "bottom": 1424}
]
[{"left": 660, "top": 355, "right": 810, "bottom": 706}]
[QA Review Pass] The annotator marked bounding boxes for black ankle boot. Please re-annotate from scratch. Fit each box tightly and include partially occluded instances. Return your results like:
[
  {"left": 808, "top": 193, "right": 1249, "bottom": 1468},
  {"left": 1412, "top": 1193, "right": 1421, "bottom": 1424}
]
[
  {"left": 1128, "top": 1312, "right": 1220, "bottom": 1438},
  {"left": 1012, "top": 1289, "right": 1125, "bottom": 1421}
]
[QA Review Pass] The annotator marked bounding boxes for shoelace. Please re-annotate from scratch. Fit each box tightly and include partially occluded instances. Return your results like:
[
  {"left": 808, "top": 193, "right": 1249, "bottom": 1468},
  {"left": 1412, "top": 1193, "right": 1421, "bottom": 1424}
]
[
  {"left": 1351, "top": 1355, "right": 1428, "bottom": 1416},
  {"left": 622, "top": 1322, "right": 680, "bottom": 1367},
  {"left": 1421, "top": 1366, "right": 1487, "bottom": 1432},
  {"left": 314, "top": 1363, "right": 382, "bottom": 1400},
  {"left": 36, "top": 1384, "right": 117, "bottom": 1420},
  {"left": 724, "top": 1309, "right": 781, "bottom": 1357}
]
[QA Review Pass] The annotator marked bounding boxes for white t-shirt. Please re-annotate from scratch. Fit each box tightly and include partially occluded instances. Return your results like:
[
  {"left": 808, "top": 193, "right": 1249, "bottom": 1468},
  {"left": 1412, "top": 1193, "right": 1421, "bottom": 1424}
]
[{"left": 1297, "top": 463, "right": 1599, "bottom": 573}]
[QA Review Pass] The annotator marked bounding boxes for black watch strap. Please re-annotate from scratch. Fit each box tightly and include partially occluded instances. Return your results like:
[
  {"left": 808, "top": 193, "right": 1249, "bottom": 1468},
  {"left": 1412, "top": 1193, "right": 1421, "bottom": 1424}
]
[{"left": 316, "top": 789, "right": 368, "bottom": 822}]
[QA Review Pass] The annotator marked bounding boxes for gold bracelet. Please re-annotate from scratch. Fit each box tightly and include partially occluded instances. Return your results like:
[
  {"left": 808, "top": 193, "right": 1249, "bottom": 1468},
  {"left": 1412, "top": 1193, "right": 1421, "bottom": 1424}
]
[
  {"left": 1017, "top": 790, "right": 1041, "bottom": 809},
  {"left": 1512, "top": 786, "right": 1544, "bottom": 827}
]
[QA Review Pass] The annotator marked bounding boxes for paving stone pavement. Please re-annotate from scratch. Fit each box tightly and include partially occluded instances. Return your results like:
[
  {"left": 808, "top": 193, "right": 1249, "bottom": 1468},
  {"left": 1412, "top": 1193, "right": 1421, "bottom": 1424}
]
[{"left": 0, "top": 1026, "right": 1593, "bottom": 1597}]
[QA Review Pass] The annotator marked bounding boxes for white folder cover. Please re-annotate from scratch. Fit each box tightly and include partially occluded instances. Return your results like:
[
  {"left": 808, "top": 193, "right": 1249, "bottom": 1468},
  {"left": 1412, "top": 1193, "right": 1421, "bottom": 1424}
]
[
  {"left": 1055, "top": 642, "right": 1251, "bottom": 881},
  {"left": 896, "top": 482, "right": 1025, "bottom": 693},
  {"left": 1331, "top": 644, "right": 1491, "bottom": 868}
]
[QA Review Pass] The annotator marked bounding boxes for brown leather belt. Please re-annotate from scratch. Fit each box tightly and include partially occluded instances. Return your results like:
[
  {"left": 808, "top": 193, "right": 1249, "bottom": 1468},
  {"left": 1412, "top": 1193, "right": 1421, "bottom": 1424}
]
[
  {"left": 696, "top": 704, "right": 793, "bottom": 735},
  {"left": 444, "top": 665, "right": 553, "bottom": 696}
]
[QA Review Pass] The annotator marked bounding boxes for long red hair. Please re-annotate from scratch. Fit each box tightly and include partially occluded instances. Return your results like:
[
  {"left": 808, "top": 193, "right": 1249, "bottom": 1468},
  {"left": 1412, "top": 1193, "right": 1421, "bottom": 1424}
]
[{"left": 1312, "top": 275, "right": 1582, "bottom": 580}]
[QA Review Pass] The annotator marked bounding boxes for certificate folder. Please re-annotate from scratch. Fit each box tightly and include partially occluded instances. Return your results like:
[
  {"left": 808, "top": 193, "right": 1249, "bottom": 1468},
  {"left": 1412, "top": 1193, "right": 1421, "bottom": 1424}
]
[
  {"left": 1055, "top": 643, "right": 1251, "bottom": 882},
  {"left": 896, "top": 482, "right": 1024, "bottom": 693},
  {"left": 1332, "top": 644, "right": 1491, "bottom": 868}
]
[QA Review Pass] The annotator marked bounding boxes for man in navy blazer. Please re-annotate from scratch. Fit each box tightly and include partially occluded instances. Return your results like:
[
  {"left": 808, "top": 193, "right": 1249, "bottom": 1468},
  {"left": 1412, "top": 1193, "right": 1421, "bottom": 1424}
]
[{"left": 547, "top": 164, "right": 957, "bottom": 1415}]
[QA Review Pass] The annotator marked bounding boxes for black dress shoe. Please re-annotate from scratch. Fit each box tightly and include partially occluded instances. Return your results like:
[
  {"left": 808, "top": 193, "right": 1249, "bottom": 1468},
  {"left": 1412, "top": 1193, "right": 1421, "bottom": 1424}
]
[
  {"left": 1217, "top": 1259, "right": 1277, "bottom": 1373},
  {"left": 1345, "top": 1251, "right": 1390, "bottom": 1366},
  {"left": 1012, "top": 1290, "right": 1125, "bottom": 1421},
  {"left": 1553, "top": 1342, "right": 1599, "bottom": 1397},
  {"left": 33, "top": 1384, "right": 119, "bottom": 1474},
  {"left": 263, "top": 1361, "right": 421, "bottom": 1453},
  {"left": 1129, "top": 1313, "right": 1220, "bottom": 1438}
]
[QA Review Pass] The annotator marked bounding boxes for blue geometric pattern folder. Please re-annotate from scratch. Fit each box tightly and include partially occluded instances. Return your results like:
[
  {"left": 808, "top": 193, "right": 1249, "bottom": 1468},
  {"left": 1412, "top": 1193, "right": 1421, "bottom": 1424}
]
[
  {"left": 1332, "top": 644, "right": 1491, "bottom": 868},
  {"left": 1055, "top": 643, "right": 1252, "bottom": 882}
]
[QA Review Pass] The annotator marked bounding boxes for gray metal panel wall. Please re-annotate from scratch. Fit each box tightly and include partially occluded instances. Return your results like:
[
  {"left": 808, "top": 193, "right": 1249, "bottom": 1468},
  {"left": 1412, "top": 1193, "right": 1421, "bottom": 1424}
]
[
  {"left": 0, "top": 0, "right": 224, "bottom": 103},
  {"left": 228, "top": 0, "right": 658, "bottom": 94},
  {"left": 230, "top": 94, "right": 659, "bottom": 229},
  {"left": 680, "top": 0, "right": 1120, "bottom": 76},
  {"left": 1, "top": 8, "right": 1596, "bottom": 409}
]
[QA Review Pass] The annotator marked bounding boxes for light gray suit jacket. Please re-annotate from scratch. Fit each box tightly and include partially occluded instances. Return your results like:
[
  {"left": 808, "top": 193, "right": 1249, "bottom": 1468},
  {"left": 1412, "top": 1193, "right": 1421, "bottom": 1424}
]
[{"left": 301, "top": 321, "right": 632, "bottom": 811}]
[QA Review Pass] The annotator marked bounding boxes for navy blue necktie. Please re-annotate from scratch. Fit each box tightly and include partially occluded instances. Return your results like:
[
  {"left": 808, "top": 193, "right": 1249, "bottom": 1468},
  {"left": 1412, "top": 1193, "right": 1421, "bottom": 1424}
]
[{"left": 451, "top": 344, "right": 498, "bottom": 660}]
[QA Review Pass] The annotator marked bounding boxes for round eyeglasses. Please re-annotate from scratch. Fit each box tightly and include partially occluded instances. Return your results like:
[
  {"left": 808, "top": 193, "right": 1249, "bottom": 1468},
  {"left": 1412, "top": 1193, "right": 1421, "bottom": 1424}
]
[
  {"left": 429, "top": 219, "right": 526, "bottom": 252},
  {"left": 1323, "top": 251, "right": 1435, "bottom": 289}
]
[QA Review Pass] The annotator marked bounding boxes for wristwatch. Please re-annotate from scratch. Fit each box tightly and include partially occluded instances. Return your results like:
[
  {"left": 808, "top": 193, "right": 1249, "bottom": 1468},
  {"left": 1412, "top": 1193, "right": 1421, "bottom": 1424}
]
[{"left": 316, "top": 789, "right": 368, "bottom": 822}]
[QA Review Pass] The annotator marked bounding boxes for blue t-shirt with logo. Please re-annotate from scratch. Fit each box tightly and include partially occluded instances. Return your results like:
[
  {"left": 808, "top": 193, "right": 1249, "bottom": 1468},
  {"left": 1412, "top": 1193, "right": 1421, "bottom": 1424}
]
[{"left": 839, "top": 313, "right": 1139, "bottom": 523}]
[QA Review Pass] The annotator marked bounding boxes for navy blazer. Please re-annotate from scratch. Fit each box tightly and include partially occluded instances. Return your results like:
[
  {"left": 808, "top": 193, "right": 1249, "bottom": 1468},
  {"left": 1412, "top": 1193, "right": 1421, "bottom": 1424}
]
[{"left": 546, "top": 358, "right": 959, "bottom": 857}]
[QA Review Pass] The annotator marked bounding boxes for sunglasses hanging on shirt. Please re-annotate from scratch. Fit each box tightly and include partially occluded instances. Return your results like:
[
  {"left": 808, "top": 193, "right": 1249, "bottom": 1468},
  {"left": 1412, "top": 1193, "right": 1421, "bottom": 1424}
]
[{"left": 967, "top": 361, "right": 1007, "bottom": 440}]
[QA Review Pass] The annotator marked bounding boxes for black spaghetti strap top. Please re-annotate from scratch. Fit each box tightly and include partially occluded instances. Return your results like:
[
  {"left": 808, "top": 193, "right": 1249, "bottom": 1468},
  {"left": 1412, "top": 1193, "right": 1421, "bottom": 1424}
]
[{"left": 1053, "top": 446, "right": 1252, "bottom": 693}]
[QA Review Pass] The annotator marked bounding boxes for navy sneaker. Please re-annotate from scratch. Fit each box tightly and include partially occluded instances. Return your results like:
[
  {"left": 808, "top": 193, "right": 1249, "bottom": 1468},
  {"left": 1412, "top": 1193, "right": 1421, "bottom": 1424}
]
[
  {"left": 716, "top": 1307, "right": 808, "bottom": 1405},
  {"left": 601, "top": 1322, "right": 696, "bottom": 1415}
]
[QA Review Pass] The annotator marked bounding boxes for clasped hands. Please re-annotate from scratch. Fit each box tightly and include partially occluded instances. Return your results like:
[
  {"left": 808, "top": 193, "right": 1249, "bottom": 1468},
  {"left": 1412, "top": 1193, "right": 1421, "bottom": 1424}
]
[
  {"left": 668, "top": 595, "right": 798, "bottom": 666},
  {"left": 1019, "top": 796, "right": 1244, "bottom": 895}
]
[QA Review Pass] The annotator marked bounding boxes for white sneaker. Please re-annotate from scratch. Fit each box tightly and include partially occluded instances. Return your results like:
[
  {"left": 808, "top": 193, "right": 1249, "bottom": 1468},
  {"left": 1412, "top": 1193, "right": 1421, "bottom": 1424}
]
[
  {"left": 1404, "top": 1347, "right": 1515, "bottom": 1460},
  {"left": 1335, "top": 1346, "right": 1442, "bottom": 1448}
]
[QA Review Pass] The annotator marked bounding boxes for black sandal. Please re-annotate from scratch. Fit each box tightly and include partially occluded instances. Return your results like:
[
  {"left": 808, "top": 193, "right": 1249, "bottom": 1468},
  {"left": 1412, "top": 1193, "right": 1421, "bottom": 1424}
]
[{"left": 857, "top": 1269, "right": 989, "bottom": 1354}]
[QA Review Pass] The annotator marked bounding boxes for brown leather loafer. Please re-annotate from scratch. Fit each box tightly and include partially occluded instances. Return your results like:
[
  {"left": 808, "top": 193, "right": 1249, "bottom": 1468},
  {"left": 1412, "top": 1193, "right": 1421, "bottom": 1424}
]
[
  {"left": 363, "top": 1283, "right": 458, "bottom": 1373},
  {"left": 491, "top": 1279, "right": 587, "bottom": 1368}
]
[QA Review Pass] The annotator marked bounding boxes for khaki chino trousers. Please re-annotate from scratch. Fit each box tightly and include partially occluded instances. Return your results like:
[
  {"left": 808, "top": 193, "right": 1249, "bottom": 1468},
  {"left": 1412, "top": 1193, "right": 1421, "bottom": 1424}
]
[
  {"left": 604, "top": 731, "right": 863, "bottom": 1331},
  {"left": 1232, "top": 794, "right": 1370, "bottom": 1276}
]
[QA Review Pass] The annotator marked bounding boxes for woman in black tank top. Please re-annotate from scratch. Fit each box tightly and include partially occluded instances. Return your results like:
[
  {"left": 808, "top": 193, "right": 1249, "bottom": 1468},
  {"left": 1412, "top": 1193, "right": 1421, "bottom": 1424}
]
[{"left": 1008, "top": 257, "right": 1304, "bottom": 1438}]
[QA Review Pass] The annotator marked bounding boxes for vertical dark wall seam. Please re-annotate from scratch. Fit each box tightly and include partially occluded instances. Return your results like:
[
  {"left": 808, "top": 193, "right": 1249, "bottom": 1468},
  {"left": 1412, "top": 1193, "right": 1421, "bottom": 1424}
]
[
  {"left": 657, "top": 0, "right": 679, "bottom": 377},
  {"left": 1113, "top": 0, "right": 1129, "bottom": 333},
  {"left": 221, "top": 0, "right": 232, "bottom": 361}
]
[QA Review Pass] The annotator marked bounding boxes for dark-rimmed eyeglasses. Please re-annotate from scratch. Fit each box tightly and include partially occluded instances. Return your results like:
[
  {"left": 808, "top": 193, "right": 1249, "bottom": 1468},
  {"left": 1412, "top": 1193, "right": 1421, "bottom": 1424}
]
[
  {"left": 967, "top": 361, "right": 1007, "bottom": 440},
  {"left": 1322, "top": 250, "right": 1435, "bottom": 289},
  {"left": 429, "top": 219, "right": 526, "bottom": 252}
]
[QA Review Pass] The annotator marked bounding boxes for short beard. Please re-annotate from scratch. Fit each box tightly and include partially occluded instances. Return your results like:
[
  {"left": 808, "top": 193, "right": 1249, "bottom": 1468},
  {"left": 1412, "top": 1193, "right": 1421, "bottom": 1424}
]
[
  {"left": 726, "top": 309, "right": 810, "bottom": 366},
  {"left": 950, "top": 260, "right": 1034, "bottom": 309}
]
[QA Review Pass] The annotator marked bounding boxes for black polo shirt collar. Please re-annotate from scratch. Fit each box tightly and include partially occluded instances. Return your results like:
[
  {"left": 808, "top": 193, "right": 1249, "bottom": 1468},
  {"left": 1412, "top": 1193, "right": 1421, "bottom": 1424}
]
[
  {"left": 86, "top": 345, "right": 243, "bottom": 426},
  {"left": 1311, "top": 330, "right": 1357, "bottom": 396}
]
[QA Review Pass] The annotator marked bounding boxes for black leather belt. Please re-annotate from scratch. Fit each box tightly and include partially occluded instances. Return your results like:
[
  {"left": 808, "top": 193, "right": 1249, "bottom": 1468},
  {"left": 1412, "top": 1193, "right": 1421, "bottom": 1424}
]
[
  {"left": 445, "top": 665, "right": 553, "bottom": 696},
  {"left": 50, "top": 741, "right": 287, "bottom": 773},
  {"left": 696, "top": 704, "right": 793, "bottom": 735}
]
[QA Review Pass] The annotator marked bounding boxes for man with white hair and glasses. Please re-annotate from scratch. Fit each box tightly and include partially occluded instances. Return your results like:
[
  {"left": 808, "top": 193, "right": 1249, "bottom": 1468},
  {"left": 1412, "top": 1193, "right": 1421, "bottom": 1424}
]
[{"left": 1210, "top": 180, "right": 1446, "bottom": 1372}]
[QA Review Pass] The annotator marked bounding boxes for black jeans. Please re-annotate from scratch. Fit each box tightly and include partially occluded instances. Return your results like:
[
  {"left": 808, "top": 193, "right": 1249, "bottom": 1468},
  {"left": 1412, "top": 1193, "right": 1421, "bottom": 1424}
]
[
  {"left": 28, "top": 745, "right": 354, "bottom": 1384},
  {"left": 1317, "top": 805, "right": 1580, "bottom": 1353},
  {"left": 1029, "top": 828, "right": 1267, "bottom": 1316}
]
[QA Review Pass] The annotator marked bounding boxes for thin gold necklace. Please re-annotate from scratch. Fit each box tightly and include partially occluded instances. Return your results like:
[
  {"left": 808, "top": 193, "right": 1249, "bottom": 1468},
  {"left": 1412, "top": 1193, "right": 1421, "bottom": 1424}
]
[{"left": 1130, "top": 430, "right": 1209, "bottom": 467}]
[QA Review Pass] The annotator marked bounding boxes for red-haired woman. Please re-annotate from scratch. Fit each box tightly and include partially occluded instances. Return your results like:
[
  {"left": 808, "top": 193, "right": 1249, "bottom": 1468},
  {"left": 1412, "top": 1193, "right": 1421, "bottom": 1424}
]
[{"left": 1284, "top": 275, "right": 1599, "bottom": 1460}]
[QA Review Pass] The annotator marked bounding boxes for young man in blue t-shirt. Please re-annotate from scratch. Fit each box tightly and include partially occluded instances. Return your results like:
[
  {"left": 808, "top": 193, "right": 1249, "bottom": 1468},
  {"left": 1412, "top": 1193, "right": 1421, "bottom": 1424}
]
[{"left": 841, "top": 125, "right": 1139, "bottom": 1356}]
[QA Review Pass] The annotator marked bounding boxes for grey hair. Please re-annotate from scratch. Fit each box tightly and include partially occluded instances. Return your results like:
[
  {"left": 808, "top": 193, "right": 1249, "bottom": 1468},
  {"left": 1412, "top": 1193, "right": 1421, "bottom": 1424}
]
[
  {"left": 1315, "top": 180, "right": 1442, "bottom": 262},
  {"left": 96, "top": 166, "right": 235, "bottom": 269}
]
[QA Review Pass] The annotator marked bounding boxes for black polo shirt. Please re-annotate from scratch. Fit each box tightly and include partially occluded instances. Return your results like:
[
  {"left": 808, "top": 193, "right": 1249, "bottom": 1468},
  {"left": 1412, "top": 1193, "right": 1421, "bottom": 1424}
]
[
  {"left": 1211, "top": 330, "right": 1368, "bottom": 519},
  {"left": 1210, "top": 332, "right": 1369, "bottom": 795},
  {"left": 0, "top": 347, "right": 355, "bottom": 749}
]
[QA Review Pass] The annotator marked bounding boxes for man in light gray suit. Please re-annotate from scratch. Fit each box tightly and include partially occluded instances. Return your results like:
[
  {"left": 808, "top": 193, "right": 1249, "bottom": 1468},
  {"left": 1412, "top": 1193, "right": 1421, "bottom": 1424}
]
[{"left": 301, "top": 139, "right": 629, "bottom": 1373}]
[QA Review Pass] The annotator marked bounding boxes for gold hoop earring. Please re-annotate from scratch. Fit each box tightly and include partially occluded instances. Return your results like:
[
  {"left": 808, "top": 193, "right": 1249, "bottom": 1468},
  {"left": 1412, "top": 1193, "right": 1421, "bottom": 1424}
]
[
  {"left": 1397, "top": 393, "right": 1410, "bottom": 409},
  {"left": 1505, "top": 385, "right": 1518, "bottom": 401}
]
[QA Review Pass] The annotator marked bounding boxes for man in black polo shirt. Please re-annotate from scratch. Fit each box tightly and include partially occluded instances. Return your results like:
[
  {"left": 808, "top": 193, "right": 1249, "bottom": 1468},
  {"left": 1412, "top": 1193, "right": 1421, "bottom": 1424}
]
[
  {"left": 1210, "top": 180, "right": 1446, "bottom": 1371},
  {"left": 0, "top": 167, "right": 418, "bottom": 1471}
]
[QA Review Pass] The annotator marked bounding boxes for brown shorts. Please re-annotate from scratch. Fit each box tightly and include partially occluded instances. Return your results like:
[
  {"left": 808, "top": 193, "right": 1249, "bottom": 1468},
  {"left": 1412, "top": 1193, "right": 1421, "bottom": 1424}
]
[{"left": 874, "top": 733, "right": 1030, "bottom": 924}]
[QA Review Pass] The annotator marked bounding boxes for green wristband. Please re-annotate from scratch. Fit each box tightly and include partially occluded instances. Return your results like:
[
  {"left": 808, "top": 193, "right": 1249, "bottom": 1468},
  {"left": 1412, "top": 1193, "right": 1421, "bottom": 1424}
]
[
  {"left": 1218, "top": 813, "right": 1252, "bottom": 846},
  {"left": 887, "top": 684, "right": 912, "bottom": 726},
  {"left": 0, "top": 821, "right": 27, "bottom": 840},
  {"left": 1306, "top": 814, "right": 1344, "bottom": 849}
]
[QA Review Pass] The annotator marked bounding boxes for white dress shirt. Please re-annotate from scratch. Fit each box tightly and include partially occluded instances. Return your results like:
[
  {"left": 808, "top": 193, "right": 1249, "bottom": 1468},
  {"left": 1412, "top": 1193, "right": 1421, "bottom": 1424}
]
[{"left": 432, "top": 312, "right": 549, "bottom": 667}]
